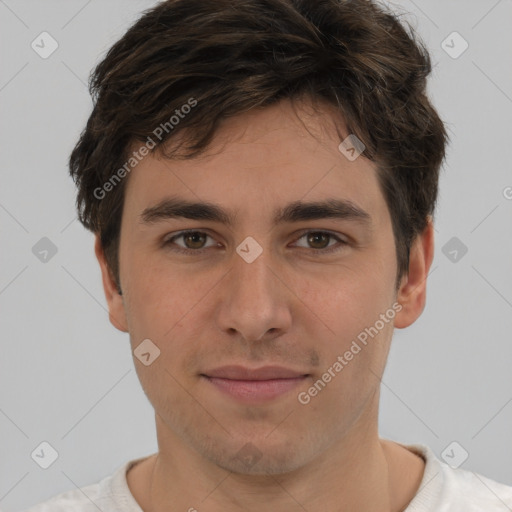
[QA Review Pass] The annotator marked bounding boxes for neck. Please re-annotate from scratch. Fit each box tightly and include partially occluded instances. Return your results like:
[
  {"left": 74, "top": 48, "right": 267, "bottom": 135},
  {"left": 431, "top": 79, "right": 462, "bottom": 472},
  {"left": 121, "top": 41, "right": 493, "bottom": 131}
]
[{"left": 134, "top": 415, "right": 423, "bottom": 512}]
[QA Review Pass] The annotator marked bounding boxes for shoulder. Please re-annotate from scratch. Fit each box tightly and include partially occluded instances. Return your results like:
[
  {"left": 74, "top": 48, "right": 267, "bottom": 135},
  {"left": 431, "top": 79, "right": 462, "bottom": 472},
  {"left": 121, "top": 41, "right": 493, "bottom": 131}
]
[
  {"left": 439, "top": 463, "right": 512, "bottom": 510},
  {"left": 22, "top": 480, "right": 106, "bottom": 512},
  {"left": 21, "top": 457, "right": 148, "bottom": 512},
  {"left": 402, "top": 443, "right": 512, "bottom": 511}
]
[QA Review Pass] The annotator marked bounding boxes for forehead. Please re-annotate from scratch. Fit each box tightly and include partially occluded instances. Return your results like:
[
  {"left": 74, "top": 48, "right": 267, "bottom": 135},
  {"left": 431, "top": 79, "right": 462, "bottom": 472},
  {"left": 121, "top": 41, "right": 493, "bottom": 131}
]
[{"left": 122, "top": 98, "right": 386, "bottom": 224}]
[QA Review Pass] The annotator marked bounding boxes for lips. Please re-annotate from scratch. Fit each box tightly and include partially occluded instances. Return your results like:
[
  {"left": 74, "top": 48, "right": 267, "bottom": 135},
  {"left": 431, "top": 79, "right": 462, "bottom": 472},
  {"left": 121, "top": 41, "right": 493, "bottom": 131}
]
[
  {"left": 203, "top": 365, "right": 308, "bottom": 380},
  {"left": 201, "top": 365, "right": 309, "bottom": 402}
]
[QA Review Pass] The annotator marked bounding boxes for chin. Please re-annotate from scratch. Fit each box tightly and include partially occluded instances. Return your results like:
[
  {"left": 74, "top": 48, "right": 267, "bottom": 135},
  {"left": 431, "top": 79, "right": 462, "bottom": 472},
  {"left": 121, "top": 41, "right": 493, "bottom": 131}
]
[{"left": 199, "top": 431, "right": 319, "bottom": 476}]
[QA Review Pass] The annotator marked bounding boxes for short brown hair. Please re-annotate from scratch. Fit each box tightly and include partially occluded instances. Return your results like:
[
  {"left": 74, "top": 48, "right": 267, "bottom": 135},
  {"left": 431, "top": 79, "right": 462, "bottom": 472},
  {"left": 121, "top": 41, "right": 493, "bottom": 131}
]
[{"left": 69, "top": 0, "right": 448, "bottom": 292}]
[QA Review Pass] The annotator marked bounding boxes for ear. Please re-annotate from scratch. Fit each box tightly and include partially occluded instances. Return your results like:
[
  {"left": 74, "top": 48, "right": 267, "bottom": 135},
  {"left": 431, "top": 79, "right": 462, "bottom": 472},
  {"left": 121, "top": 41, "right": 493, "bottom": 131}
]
[
  {"left": 94, "top": 235, "right": 129, "bottom": 333},
  {"left": 394, "top": 217, "right": 435, "bottom": 329}
]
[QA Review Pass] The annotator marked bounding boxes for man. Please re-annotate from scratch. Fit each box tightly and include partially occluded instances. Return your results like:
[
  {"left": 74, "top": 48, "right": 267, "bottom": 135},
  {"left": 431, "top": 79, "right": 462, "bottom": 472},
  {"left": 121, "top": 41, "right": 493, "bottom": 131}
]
[{"left": 24, "top": 0, "right": 512, "bottom": 510}]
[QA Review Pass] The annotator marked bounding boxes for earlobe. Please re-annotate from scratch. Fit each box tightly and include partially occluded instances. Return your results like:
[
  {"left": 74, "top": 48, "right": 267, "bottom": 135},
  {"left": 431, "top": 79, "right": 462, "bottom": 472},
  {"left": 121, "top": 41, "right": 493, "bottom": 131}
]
[
  {"left": 94, "top": 235, "right": 129, "bottom": 333},
  {"left": 394, "top": 218, "right": 435, "bottom": 329}
]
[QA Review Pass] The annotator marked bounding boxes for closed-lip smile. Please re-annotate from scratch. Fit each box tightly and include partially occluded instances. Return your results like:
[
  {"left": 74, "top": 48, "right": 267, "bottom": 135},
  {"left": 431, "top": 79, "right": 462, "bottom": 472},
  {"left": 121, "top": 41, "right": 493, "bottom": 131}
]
[{"left": 201, "top": 365, "right": 309, "bottom": 402}]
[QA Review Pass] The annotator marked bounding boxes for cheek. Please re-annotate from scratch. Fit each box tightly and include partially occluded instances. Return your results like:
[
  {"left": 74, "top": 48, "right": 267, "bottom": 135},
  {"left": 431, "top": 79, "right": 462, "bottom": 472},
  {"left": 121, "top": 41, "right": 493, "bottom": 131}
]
[
  {"left": 299, "top": 314, "right": 394, "bottom": 420},
  {"left": 294, "top": 262, "right": 396, "bottom": 387},
  {"left": 296, "top": 265, "right": 391, "bottom": 334},
  {"left": 122, "top": 252, "right": 200, "bottom": 333},
  {"left": 123, "top": 262, "right": 220, "bottom": 378}
]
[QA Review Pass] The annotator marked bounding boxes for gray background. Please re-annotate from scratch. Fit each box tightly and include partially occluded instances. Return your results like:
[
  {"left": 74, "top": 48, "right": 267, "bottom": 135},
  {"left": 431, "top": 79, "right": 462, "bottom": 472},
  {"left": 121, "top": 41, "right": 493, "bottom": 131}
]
[{"left": 1, "top": 0, "right": 511, "bottom": 510}]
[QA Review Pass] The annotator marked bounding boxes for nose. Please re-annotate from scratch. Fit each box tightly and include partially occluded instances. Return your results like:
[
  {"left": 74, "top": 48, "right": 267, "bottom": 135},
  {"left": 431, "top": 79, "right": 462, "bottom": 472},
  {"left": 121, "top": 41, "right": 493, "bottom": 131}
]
[{"left": 215, "top": 245, "right": 292, "bottom": 344}]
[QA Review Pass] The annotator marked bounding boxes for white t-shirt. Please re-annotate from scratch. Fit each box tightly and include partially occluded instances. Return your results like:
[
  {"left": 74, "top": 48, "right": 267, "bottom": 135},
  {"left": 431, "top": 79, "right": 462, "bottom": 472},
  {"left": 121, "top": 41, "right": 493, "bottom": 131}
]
[{"left": 22, "top": 443, "right": 512, "bottom": 511}]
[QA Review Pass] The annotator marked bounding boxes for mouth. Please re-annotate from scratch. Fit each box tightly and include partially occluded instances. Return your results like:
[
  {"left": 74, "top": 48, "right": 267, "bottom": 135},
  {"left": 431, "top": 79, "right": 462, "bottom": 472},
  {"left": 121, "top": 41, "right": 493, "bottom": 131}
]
[{"left": 200, "top": 365, "right": 310, "bottom": 403}]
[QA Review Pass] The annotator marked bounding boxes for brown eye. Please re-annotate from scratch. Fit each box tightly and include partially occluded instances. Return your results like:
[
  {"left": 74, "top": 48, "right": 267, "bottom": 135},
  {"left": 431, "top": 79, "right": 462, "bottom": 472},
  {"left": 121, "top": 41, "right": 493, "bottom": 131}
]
[
  {"left": 306, "top": 232, "right": 331, "bottom": 249},
  {"left": 164, "top": 230, "right": 218, "bottom": 254},
  {"left": 293, "top": 230, "right": 348, "bottom": 255},
  {"left": 182, "top": 232, "right": 208, "bottom": 249}
]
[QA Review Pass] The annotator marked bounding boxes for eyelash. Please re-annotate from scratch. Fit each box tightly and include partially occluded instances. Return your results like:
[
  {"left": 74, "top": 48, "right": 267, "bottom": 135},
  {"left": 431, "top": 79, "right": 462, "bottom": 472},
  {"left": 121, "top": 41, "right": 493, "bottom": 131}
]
[{"left": 162, "top": 230, "right": 349, "bottom": 256}]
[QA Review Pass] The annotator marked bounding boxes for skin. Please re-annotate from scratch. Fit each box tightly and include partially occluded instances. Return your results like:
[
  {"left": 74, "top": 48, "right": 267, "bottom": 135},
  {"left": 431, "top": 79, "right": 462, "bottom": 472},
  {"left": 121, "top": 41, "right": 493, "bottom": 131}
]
[{"left": 95, "top": 97, "right": 433, "bottom": 512}]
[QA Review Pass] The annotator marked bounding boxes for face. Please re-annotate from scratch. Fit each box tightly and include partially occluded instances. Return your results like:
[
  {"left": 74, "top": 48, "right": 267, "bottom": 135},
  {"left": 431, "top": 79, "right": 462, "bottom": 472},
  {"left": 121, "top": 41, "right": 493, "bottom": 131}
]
[{"left": 97, "top": 98, "right": 431, "bottom": 475}]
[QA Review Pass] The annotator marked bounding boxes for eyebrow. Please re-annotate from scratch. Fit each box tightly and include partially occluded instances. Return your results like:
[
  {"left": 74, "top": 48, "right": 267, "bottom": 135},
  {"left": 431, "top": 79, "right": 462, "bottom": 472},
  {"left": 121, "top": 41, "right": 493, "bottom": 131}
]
[{"left": 140, "top": 196, "right": 372, "bottom": 227}]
